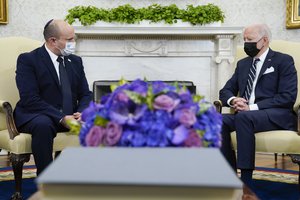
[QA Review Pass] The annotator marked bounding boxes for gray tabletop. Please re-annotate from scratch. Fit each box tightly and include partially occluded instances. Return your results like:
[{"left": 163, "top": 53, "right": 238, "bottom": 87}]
[{"left": 37, "top": 147, "right": 242, "bottom": 189}]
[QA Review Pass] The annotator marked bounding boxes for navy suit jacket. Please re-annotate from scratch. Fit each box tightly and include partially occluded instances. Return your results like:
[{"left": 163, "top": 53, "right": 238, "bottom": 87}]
[
  {"left": 220, "top": 49, "right": 297, "bottom": 130},
  {"left": 14, "top": 45, "right": 93, "bottom": 128}
]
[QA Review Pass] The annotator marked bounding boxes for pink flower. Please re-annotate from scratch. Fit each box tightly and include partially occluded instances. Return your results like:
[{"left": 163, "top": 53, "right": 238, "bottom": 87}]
[
  {"left": 175, "top": 108, "right": 197, "bottom": 127},
  {"left": 104, "top": 121, "right": 123, "bottom": 146},
  {"left": 116, "top": 92, "right": 129, "bottom": 102},
  {"left": 85, "top": 126, "right": 106, "bottom": 146},
  {"left": 153, "top": 94, "right": 180, "bottom": 112},
  {"left": 184, "top": 130, "right": 202, "bottom": 147}
]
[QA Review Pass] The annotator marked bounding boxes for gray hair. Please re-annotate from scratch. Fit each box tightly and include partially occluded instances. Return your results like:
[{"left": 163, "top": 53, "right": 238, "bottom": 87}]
[
  {"left": 257, "top": 24, "right": 272, "bottom": 42},
  {"left": 243, "top": 23, "right": 272, "bottom": 42}
]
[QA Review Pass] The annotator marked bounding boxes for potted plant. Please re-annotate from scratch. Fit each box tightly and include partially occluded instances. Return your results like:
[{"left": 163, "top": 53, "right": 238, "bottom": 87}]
[{"left": 65, "top": 4, "right": 225, "bottom": 26}]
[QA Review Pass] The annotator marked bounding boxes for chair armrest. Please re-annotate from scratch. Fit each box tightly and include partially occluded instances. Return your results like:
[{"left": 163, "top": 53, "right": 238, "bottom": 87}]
[
  {"left": 0, "top": 100, "right": 20, "bottom": 139},
  {"left": 214, "top": 100, "right": 300, "bottom": 135},
  {"left": 297, "top": 105, "right": 300, "bottom": 135},
  {"left": 213, "top": 100, "right": 222, "bottom": 113}
]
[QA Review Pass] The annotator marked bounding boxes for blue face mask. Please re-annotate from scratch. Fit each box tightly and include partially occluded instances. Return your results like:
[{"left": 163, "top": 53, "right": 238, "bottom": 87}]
[{"left": 59, "top": 42, "right": 76, "bottom": 56}]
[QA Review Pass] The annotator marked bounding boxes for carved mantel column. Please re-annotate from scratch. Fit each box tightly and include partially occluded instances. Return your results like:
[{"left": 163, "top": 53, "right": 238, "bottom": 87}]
[{"left": 215, "top": 34, "right": 237, "bottom": 95}]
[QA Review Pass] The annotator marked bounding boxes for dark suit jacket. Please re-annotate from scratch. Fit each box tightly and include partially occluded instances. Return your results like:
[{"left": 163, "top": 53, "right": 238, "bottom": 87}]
[
  {"left": 219, "top": 49, "right": 297, "bottom": 130},
  {"left": 14, "top": 45, "right": 93, "bottom": 128}
]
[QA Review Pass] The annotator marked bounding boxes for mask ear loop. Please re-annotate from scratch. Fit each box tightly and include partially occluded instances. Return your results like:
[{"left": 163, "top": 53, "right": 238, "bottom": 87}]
[{"left": 260, "top": 36, "right": 268, "bottom": 50}]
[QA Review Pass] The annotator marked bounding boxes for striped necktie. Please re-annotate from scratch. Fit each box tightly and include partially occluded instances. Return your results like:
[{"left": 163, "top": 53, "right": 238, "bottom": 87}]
[{"left": 244, "top": 58, "right": 260, "bottom": 101}]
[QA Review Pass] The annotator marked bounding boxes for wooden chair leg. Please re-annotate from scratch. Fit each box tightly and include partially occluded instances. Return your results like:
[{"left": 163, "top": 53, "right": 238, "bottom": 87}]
[
  {"left": 274, "top": 153, "right": 278, "bottom": 162},
  {"left": 289, "top": 154, "right": 300, "bottom": 191},
  {"left": 9, "top": 153, "right": 31, "bottom": 200}
]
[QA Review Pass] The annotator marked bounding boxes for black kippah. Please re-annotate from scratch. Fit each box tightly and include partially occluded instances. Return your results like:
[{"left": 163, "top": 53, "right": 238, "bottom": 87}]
[{"left": 44, "top": 19, "right": 54, "bottom": 30}]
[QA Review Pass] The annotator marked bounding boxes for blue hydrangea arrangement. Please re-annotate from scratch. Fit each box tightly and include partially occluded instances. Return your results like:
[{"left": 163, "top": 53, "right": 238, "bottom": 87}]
[{"left": 70, "top": 79, "right": 222, "bottom": 148}]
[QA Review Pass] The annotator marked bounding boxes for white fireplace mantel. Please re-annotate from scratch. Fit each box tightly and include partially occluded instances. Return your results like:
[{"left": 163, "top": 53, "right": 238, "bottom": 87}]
[
  {"left": 74, "top": 23, "right": 243, "bottom": 102},
  {"left": 74, "top": 23, "right": 243, "bottom": 36}
]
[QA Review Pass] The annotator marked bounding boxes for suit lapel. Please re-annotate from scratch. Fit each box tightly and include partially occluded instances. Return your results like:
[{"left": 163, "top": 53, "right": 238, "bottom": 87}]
[
  {"left": 241, "top": 58, "right": 253, "bottom": 95},
  {"left": 40, "top": 45, "right": 60, "bottom": 88},
  {"left": 257, "top": 49, "right": 275, "bottom": 80}
]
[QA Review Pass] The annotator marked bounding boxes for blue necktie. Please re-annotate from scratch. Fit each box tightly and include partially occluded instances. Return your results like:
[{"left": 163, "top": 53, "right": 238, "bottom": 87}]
[
  {"left": 57, "top": 56, "right": 73, "bottom": 114},
  {"left": 244, "top": 58, "right": 260, "bottom": 101}
]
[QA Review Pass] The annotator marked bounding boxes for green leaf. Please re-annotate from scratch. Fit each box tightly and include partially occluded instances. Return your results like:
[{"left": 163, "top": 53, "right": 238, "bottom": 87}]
[
  {"left": 123, "top": 90, "right": 144, "bottom": 105},
  {"left": 193, "top": 94, "right": 204, "bottom": 103},
  {"left": 65, "top": 3, "right": 225, "bottom": 26},
  {"left": 146, "top": 85, "right": 154, "bottom": 110},
  {"left": 94, "top": 115, "right": 109, "bottom": 127}
]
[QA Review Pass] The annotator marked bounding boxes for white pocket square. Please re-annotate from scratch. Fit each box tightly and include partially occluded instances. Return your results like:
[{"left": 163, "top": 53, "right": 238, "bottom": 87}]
[{"left": 263, "top": 66, "right": 274, "bottom": 75}]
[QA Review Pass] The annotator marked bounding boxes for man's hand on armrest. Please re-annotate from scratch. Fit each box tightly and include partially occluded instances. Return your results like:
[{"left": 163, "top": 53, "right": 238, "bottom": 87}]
[{"left": 230, "top": 97, "right": 250, "bottom": 112}]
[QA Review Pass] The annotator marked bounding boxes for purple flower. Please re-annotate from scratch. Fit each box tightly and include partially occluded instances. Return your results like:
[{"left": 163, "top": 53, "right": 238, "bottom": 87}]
[
  {"left": 146, "top": 127, "right": 171, "bottom": 147},
  {"left": 72, "top": 79, "right": 222, "bottom": 149},
  {"left": 174, "top": 108, "right": 197, "bottom": 127},
  {"left": 79, "top": 120, "right": 94, "bottom": 146},
  {"left": 172, "top": 125, "right": 189, "bottom": 145},
  {"left": 104, "top": 122, "right": 122, "bottom": 146},
  {"left": 184, "top": 130, "right": 202, "bottom": 147},
  {"left": 118, "top": 128, "right": 145, "bottom": 147},
  {"left": 81, "top": 101, "right": 100, "bottom": 122},
  {"left": 116, "top": 92, "right": 130, "bottom": 102},
  {"left": 85, "top": 126, "right": 106, "bottom": 146},
  {"left": 109, "top": 103, "right": 147, "bottom": 125},
  {"left": 195, "top": 105, "right": 222, "bottom": 147},
  {"left": 152, "top": 81, "right": 176, "bottom": 94},
  {"left": 127, "top": 79, "right": 148, "bottom": 95},
  {"left": 153, "top": 94, "right": 180, "bottom": 112},
  {"left": 132, "top": 132, "right": 147, "bottom": 147}
]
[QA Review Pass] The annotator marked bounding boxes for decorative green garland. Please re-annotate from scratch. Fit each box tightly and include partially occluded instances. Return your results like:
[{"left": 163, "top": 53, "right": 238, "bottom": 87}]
[{"left": 65, "top": 4, "right": 225, "bottom": 26}]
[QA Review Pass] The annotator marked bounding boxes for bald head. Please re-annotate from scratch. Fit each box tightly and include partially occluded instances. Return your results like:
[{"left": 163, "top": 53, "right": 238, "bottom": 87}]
[
  {"left": 43, "top": 19, "right": 76, "bottom": 56},
  {"left": 43, "top": 19, "right": 74, "bottom": 41}
]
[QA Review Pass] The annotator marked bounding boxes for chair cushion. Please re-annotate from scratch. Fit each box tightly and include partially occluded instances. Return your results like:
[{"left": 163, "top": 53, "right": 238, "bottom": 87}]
[
  {"left": 0, "top": 129, "right": 80, "bottom": 154},
  {"left": 231, "top": 130, "right": 300, "bottom": 153}
]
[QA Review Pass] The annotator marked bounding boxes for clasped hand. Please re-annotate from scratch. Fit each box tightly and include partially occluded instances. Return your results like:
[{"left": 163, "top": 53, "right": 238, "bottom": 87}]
[
  {"left": 231, "top": 97, "right": 250, "bottom": 112},
  {"left": 61, "top": 112, "right": 81, "bottom": 129}
]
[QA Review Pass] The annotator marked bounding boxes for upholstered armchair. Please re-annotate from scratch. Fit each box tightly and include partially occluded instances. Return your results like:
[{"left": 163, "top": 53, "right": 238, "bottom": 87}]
[
  {"left": 214, "top": 40, "right": 300, "bottom": 186},
  {"left": 0, "top": 37, "right": 80, "bottom": 200}
]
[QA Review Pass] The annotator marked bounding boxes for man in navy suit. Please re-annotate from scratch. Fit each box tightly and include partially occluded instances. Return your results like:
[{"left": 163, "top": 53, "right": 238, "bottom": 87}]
[
  {"left": 14, "top": 19, "right": 92, "bottom": 175},
  {"left": 219, "top": 24, "right": 297, "bottom": 189}
]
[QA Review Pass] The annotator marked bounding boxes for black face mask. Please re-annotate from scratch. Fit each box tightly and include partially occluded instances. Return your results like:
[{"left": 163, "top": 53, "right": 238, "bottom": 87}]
[{"left": 244, "top": 42, "right": 261, "bottom": 57}]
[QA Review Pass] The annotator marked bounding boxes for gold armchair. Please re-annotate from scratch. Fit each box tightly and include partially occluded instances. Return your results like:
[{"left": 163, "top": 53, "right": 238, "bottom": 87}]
[
  {"left": 214, "top": 40, "right": 300, "bottom": 186},
  {"left": 0, "top": 37, "right": 80, "bottom": 200}
]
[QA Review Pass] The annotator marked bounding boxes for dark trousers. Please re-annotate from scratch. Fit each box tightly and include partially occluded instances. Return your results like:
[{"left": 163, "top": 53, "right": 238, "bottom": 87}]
[
  {"left": 18, "top": 115, "right": 67, "bottom": 175},
  {"left": 221, "top": 110, "right": 280, "bottom": 170}
]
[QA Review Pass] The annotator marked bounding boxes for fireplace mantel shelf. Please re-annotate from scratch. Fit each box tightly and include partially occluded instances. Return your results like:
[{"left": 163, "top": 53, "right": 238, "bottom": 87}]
[{"left": 74, "top": 24, "right": 243, "bottom": 36}]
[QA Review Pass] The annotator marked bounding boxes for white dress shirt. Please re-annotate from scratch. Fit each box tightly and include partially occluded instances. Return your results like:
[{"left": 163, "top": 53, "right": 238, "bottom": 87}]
[{"left": 45, "top": 44, "right": 62, "bottom": 81}]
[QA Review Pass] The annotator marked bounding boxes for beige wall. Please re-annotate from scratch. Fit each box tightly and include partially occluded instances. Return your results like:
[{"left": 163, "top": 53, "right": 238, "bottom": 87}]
[{"left": 0, "top": 0, "right": 299, "bottom": 42}]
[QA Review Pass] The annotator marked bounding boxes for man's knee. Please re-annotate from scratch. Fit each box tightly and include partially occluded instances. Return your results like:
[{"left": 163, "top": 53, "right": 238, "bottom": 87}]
[
  {"left": 30, "top": 115, "right": 56, "bottom": 137},
  {"left": 222, "top": 114, "right": 235, "bottom": 132},
  {"left": 235, "top": 111, "right": 253, "bottom": 124}
]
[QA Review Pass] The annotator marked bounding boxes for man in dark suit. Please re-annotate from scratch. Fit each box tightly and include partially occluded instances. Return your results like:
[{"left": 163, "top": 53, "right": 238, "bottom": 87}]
[
  {"left": 219, "top": 24, "right": 297, "bottom": 189},
  {"left": 14, "top": 19, "right": 93, "bottom": 175}
]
